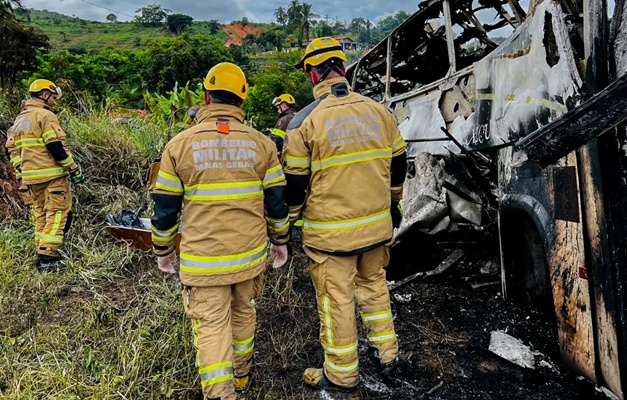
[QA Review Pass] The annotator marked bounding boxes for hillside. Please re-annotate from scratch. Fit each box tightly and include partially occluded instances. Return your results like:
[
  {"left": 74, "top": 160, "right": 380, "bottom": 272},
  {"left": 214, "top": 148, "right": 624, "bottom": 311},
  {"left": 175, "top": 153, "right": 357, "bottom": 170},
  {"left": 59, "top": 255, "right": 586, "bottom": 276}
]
[{"left": 18, "top": 9, "right": 269, "bottom": 52}]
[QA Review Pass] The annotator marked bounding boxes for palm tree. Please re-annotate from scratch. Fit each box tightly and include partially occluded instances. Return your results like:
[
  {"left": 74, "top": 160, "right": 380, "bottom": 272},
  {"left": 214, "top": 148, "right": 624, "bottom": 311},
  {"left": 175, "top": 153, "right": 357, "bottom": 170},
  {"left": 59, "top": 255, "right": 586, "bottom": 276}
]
[{"left": 300, "top": 3, "right": 317, "bottom": 45}]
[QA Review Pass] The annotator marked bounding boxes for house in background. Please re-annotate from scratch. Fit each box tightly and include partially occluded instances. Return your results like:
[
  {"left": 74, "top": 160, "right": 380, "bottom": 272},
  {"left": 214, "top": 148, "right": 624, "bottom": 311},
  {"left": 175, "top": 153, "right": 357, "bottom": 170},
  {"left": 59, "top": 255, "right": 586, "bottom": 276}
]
[{"left": 303, "top": 36, "right": 357, "bottom": 51}]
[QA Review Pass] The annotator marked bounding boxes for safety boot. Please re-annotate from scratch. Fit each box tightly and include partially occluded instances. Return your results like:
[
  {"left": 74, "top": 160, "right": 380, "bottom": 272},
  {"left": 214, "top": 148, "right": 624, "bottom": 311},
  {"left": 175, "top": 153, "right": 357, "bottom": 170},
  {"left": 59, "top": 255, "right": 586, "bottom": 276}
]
[
  {"left": 303, "top": 368, "right": 357, "bottom": 392},
  {"left": 37, "top": 255, "right": 67, "bottom": 273},
  {"left": 368, "top": 347, "right": 399, "bottom": 377},
  {"left": 234, "top": 373, "right": 252, "bottom": 394}
]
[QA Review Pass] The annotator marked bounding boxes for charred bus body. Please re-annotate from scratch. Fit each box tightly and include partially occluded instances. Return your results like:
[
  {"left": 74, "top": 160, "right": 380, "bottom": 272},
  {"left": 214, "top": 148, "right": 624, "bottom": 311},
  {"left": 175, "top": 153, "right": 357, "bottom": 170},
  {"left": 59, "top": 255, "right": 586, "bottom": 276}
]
[{"left": 347, "top": 0, "right": 627, "bottom": 397}]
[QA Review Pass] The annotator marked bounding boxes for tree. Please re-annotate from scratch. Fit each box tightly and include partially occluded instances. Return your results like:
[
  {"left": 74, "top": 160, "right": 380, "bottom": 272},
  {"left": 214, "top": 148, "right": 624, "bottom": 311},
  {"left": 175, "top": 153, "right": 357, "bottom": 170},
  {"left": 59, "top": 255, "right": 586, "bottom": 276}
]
[
  {"left": 142, "top": 34, "right": 233, "bottom": 93},
  {"left": 0, "top": 0, "right": 50, "bottom": 92},
  {"left": 241, "top": 16, "right": 249, "bottom": 26},
  {"left": 208, "top": 19, "right": 221, "bottom": 34},
  {"left": 274, "top": 6, "right": 287, "bottom": 27},
  {"left": 106, "top": 13, "right": 117, "bottom": 23},
  {"left": 134, "top": 4, "right": 171, "bottom": 26},
  {"left": 299, "top": 3, "right": 316, "bottom": 45},
  {"left": 166, "top": 13, "right": 193, "bottom": 35},
  {"left": 286, "top": 0, "right": 302, "bottom": 30}
]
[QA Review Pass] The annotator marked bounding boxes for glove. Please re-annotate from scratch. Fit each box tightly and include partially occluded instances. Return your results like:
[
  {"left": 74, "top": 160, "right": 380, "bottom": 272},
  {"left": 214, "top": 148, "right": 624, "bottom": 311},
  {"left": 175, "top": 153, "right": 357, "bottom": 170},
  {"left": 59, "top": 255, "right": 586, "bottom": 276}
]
[
  {"left": 157, "top": 252, "right": 179, "bottom": 274},
  {"left": 391, "top": 201, "right": 403, "bottom": 229},
  {"left": 69, "top": 166, "right": 85, "bottom": 184},
  {"left": 270, "top": 244, "right": 288, "bottom": 269}
]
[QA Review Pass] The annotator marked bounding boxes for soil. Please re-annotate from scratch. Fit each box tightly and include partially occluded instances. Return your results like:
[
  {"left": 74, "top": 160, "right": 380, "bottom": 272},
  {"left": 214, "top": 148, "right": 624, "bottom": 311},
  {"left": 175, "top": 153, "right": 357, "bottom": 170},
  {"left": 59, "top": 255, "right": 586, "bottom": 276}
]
[{"left": 249, "top": 233, "right": 617, "bottom": 400}]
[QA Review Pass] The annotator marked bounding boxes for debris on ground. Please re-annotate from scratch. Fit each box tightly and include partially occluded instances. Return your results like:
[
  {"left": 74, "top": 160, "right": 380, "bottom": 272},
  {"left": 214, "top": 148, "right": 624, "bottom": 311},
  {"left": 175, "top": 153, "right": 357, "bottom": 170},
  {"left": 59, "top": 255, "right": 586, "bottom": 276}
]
[{"left": 488, "top": 331, "right": 536, "bottom": 370}]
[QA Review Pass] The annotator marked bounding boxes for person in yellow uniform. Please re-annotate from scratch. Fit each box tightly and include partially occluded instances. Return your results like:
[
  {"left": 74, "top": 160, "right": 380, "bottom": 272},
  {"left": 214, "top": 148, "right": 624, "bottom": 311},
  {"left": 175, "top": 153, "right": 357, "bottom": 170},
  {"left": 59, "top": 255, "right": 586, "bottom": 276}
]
[
  {"left": 150, "top": 63, "right": 289, "bottom": 400},
  {"left": 6, "top": 79, "right": 85, "bottom": 272},
  {"left": 270, "top": 93, "right": 297, "bottom": 158},
  {"left": 283, "top": 37, "right": 407, "bottom": 392}
]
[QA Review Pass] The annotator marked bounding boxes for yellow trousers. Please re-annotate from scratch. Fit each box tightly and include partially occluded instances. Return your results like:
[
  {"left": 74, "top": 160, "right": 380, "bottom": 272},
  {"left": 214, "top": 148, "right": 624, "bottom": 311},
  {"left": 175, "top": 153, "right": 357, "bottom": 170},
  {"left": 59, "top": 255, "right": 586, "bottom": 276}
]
[
  {"left": 183, "top": 275, "right": 261, "bottom": 400},
  {"left": 305, "top": 245, "right": 398, "bottom": 387},
  {"left": 29, "top": 176, "right": 72, "bottom": 257}
]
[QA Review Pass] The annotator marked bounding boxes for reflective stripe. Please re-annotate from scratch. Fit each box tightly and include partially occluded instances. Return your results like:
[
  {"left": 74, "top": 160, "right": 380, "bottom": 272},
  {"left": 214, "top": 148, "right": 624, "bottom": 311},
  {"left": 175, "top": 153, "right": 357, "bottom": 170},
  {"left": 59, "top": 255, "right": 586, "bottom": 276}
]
[
  {"left": 58, "top": 155, "right": 74, "bottom": 168},
  {"left": 35, "top": 232, "right": 63, "bottom": 244},
  {"left": 151, "top": 223, "right": 179, "bottom": 238},
  {"left": 16, "top": 138, "right": 45, "bottom": 148},
  {"left": 42, "top": 129, "right": 58, "bottom": 143},
  {"left": 233, "top": 336, "right": 254, "bottom": 356},
  {"left": 266, "top": 216, "right": 289, "bottom": 233},
  {"left": 16, "top": 171, "right": 22, "bottom": 179},
  {"left": 392, "top": 135, "right": 405, "bottom": 152},
  {"left": 289, "top": 211, "right": 300, "bottom": 219},
  {"left": 10, "top": 156, "right": 21, "bottom": 167},
  {"left": 324, "top": 355, "right": 359, "bottom": 373},
  {"left": 199, "top": 362, "right": 234, "bottom": 387},
  {"left": 22, "top": 167, "right": 67, "bottom": 179},
  {"left": 180, "top": 242, "right": 267, "bottom": 274},
  {"left": 184, "top": 180, "right": 263, "bottom": 201},
  {"left": 311, "top": 148, "right": 392, "bottom": 172},
  {"left": 323, "top": 341, "right": 358, "bottom": 356},
  {"left": 362, "top": 310, "right": 393, "bottom": 324},
  {"left": 271, "top": 128, "right": 286, "bottom": 140},
  {"left": 263, "top": 165, "right": 285, "bottom": 187},
  {"left": 368, "top": 330, "right": 397, "bottom": 344},
  {"left": 285, "top": 155, "right": 310, "bottom": 168},
  {"left": 156, "top": 171, "right": 183, "bottom": 193},
  {"left": 192, "top": 319, "right": 201, "bottom": 367},
  {"left": 50, "top": 211, "right": 62, "bottom": 236},
  {"left": 391, "top": 185, "right": 403, "bottom": 191},
  {"left": 303, "top": 209, "right": 390, "bottom": 232},
  {"left": 323, "top": 294, "right": 333, "bottom": 345}
]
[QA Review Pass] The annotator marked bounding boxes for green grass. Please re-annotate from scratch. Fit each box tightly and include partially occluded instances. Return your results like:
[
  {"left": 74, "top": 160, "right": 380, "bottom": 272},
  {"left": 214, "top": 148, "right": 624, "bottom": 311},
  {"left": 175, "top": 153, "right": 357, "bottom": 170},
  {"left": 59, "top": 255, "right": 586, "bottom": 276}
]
[
  {"left": 0, "top": 108, "right": 322, "bottom": 399},
  {"left": 20, "top": 9, "right": 229, "bottom": 52}
]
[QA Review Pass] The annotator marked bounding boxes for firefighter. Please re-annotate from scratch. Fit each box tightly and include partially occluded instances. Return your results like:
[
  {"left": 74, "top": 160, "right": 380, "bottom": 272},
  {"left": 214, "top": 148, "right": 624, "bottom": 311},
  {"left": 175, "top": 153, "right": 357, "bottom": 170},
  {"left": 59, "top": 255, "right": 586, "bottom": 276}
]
[
  {"left": 6, "top": 79, "right": 85, "bottom": 273},
  {"left": 283, "top": 37, "right": 407, "bottom": 391},
  {"left": 270, "top": 94, "right": 297, "bottom": 158},
  {"left": 150, "top": 62, "right": 290, "bottom": 400}
]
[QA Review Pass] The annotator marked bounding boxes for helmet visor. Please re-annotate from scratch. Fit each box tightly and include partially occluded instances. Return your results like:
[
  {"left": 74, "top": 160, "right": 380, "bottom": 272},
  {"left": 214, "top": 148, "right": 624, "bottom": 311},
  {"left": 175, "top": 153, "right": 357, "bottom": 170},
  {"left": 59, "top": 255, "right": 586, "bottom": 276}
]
[
  {"left": 53, "top": 86, "right": 63, "bottom": 100},
  {"left": 272, "top": 96, "right": 280, "bottom": 107}
]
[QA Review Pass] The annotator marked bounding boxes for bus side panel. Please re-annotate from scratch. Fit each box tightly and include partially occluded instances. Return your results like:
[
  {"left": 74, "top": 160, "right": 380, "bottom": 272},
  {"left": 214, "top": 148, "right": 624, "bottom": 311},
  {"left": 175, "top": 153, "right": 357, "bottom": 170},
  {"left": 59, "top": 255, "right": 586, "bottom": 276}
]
[{"left": 499, "top": 146, "right": 596, "bottom": 381}]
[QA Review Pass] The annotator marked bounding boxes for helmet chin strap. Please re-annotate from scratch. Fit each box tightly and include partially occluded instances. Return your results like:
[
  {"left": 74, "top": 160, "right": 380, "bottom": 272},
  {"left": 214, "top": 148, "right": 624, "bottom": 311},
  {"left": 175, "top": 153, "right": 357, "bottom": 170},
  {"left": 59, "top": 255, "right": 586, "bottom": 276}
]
[{"left": 310, "top": 63, "right": 346, "bottom": 87}]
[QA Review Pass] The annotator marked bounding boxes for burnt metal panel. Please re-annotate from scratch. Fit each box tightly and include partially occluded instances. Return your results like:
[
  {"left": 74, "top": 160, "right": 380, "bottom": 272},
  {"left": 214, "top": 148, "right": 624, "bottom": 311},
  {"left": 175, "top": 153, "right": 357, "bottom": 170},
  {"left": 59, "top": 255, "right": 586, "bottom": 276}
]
[
  {"left": 515, "top": 74, "right": 627, "bottom": 167},
  {"left": 552, "top": 166, "right": 580, "bottom": 222}
]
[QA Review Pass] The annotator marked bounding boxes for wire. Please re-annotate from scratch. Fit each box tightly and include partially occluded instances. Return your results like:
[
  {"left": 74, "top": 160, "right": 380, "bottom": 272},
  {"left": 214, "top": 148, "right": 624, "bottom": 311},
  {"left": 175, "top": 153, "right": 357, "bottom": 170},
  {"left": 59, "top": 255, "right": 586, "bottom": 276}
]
[{"left": 79, "top": 0, "right": 134, "bottom": 18}]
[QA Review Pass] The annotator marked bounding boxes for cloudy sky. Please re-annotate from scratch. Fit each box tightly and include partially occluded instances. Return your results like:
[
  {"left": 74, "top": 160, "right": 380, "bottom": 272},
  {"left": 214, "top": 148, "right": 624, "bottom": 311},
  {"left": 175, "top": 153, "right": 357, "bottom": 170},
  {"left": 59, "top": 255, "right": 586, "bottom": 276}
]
[{"left": 20, "top": 0, "right": 414, "bottom": 24}]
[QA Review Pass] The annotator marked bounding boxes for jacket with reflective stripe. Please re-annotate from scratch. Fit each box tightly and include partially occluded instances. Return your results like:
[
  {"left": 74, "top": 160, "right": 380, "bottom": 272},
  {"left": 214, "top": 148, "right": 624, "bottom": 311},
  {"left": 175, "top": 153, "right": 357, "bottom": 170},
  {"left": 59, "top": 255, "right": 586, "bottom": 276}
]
[
  {"left": 283, "top": 77, "right": 406, "bottom": 252},
  {"left": 152, "top": 104, "right": 289, "bottom": 287},
  {"left": 5, "top": 99, "right": 77, "bottom": 185}
]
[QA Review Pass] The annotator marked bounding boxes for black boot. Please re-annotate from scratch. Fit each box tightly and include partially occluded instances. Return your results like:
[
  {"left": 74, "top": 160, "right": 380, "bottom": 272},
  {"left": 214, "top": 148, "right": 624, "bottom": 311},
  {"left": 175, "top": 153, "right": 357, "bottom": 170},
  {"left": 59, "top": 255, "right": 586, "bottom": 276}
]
[
  {"left": 368, "top": 346, "right": 399, "bottom": 377},
  {"left": 37, "top": 255, "right": 66, "bottom": 273}
]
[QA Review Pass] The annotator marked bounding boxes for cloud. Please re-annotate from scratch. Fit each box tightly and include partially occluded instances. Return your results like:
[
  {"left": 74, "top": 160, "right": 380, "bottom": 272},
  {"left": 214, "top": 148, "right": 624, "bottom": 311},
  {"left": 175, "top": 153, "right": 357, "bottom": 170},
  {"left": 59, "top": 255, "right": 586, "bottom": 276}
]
[{"left": 20, "top": 0, "right": 415, "bottom": 24}]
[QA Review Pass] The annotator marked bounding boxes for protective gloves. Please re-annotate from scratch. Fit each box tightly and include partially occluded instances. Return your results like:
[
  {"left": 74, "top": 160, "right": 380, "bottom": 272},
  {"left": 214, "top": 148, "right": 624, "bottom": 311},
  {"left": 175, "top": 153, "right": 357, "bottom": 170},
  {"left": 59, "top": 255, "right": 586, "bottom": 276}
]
[
  {"left": 69, "top": 166, "right": 85, "bottom": 184},
  {"left": 391, "top": 201, "right": 403, "bottom": 229}
]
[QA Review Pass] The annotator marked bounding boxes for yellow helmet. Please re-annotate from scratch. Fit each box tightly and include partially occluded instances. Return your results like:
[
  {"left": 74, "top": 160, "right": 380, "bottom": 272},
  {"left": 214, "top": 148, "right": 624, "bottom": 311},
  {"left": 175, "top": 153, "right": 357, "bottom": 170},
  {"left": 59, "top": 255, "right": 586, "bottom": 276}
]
[
  {"left": 29, "top": 79, "right": 62, "bottom": 99},
  {"left": 203, "top": 62, "right": 248, "bottom": 101},
  {"left": 272, "top": 93, "right": 296, "bottom": 107},
  {"left": 296, "top": 37, "right": 348, "bottom": 72}
]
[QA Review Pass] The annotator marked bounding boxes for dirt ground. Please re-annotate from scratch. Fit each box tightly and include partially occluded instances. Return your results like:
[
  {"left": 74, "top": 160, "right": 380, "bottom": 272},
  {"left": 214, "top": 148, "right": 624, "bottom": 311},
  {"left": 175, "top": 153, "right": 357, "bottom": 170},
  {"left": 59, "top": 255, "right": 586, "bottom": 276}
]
[{"left": 248, "top": 233, "right": 618, "bottom": 400}]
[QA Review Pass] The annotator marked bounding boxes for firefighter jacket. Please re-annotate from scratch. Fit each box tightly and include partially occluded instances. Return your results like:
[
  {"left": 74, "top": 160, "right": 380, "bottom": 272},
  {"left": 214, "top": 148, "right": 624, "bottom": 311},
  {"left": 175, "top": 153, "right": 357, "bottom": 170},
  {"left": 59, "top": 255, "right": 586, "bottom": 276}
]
[
  {"left": 270, "top": 108, "right": 296, "bottom": 156},
  {"left": 6, "top": 99, "right": 78, "bottom": 185},
  {"left": 151, "top": 104, "right": 290, "bottom": 287},
  {"left": 283, "top": 77, "right": 407, "bottom": 254}
]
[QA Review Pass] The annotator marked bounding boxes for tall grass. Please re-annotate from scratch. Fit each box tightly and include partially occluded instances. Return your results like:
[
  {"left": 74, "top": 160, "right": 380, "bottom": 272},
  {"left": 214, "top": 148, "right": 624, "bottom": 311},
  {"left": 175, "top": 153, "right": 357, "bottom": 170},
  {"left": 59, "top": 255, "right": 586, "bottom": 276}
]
[{"left": 0, "top": 108, "right": 327, "bottom": 399}]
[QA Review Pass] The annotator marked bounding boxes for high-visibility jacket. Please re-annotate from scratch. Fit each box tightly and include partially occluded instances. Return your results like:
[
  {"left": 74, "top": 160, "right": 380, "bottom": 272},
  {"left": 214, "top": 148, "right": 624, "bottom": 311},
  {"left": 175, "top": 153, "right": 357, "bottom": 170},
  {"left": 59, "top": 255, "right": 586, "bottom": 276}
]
[
  {"left": 6, "top": 99, "right": 78, "bottom": 184},
  {"left": 283, "top": 77, "right": 407, "bottom": 253},
  {"left": 270, "top": 108, "right": 296, "bottom": 156},
  {"left": 151, "top": 104, "right": 290, "bottom": 287}
]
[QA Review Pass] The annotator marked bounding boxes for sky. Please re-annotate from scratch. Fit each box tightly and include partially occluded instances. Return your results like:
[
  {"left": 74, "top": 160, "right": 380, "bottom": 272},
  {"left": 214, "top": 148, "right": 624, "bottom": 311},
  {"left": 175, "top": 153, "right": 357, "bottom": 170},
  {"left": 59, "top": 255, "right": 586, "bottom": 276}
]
[{"left": 20, "top": 0, "right": 414, "bottom": 24}]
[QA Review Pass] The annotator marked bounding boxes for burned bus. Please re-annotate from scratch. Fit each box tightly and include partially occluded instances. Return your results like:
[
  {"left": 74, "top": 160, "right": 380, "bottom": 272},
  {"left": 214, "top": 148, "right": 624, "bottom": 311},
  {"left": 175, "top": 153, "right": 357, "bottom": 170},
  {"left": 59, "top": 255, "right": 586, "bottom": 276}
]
[{"left": 347, "top": 0, "right": 627, "bottom": 398}]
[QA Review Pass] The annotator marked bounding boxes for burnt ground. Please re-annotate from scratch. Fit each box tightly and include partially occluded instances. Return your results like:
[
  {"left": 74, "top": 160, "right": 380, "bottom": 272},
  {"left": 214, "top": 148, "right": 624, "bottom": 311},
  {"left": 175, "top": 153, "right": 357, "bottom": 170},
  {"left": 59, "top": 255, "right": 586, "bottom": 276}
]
[{"left": 248, "top": 232, "right": 617, "bottom": 400}]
